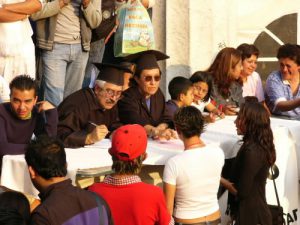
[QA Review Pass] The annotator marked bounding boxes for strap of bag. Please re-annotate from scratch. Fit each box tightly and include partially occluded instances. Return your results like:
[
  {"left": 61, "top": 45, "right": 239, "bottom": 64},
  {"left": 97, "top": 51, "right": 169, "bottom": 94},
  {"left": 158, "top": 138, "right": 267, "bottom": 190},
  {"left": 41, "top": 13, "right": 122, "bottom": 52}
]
[{"left": 271, "top": 166, "right": 281, "bottom": 207}]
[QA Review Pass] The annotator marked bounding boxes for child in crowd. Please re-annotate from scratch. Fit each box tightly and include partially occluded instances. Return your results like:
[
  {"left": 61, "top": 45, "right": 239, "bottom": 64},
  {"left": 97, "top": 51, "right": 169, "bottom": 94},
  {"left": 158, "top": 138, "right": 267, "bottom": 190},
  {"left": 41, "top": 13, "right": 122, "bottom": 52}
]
[
  {"left": 190, "top": 71, "right": 224, "bottom": 122},
  {"left": 165, "top": 76, "right": 194, "bottom": 122}
]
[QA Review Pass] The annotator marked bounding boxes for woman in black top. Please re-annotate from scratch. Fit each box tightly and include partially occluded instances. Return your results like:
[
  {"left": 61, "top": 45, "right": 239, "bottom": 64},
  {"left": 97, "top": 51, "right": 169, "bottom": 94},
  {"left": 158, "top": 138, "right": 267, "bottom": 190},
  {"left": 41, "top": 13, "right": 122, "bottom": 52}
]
[{"left": 229, "top": 101, "right": 276, "bottom": 225}]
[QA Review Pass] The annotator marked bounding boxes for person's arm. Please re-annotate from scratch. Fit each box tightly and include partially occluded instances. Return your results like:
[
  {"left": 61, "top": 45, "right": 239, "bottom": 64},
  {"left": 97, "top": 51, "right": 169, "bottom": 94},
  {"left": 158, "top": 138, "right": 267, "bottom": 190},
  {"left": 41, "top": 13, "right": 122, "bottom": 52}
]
[
  {"left": 81, "top": 0, "right": 102, "bottom": 29},
  {"left": 3, "top": 0, "right": 41, "bottom": 15},
  {"left": 30, "top": 0, "right": 64, "bottom": 21},
  {"left": 220, "top": 177, "right": 237, "bottom": 195},
  {"left": 206, "top": 102, "right": 225, "bottom": 118},
  {"left": 34, "top": 101, "right": 58, "bottom": 137},
  {"left": 163, "top": 158, "right": 178, "bottom": 217},
  {"left": 0, "top": 8, "right": 27, "bottom": 22},
  {"left": 57, "top": 111, "right": 89, "bottom": 148},
  {"left": 274, "top": 98, "right": 300, "bottom": 112},
  {"left": 265, "top": 73, "right": 300, "bottom": 112},
  {"left": 163, "top": 182, "right": 176, "bottom": 216}
]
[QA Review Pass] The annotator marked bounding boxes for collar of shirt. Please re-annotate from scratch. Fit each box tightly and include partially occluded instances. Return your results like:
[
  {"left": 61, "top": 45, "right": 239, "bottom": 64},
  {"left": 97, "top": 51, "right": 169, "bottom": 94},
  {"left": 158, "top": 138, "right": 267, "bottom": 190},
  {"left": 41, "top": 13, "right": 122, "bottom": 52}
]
[
  {"left": 282, "top": 79, "right": 290, "bottom": 85},
  {"left": 103, "top": 175, "right": 141, "bottom": 186}
]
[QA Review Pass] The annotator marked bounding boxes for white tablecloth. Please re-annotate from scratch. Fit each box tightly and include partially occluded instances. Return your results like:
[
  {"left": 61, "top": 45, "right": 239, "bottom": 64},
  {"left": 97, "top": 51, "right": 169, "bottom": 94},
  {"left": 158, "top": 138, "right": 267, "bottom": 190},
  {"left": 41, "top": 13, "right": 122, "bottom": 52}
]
[{"left": 1, "top": 116, "right": 300, "bottom": 224}]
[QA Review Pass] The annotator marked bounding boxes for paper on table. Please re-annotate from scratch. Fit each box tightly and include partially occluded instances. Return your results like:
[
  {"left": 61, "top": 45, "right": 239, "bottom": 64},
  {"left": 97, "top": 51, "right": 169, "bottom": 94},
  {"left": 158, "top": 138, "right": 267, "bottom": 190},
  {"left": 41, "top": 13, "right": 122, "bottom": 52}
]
[
  {"left": 147, "top": 139, "right": 184, "bottom": 152},
  {"left": 84, "top": 138, "right": 112, "bottom": 149}
]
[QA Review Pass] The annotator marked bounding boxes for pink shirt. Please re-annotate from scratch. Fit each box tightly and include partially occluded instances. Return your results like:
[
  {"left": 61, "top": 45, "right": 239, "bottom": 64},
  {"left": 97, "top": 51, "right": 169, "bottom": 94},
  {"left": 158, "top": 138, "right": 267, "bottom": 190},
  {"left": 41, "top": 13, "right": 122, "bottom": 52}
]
[{"left": 242, "top": 71, "right": 265, "bottom": 102}]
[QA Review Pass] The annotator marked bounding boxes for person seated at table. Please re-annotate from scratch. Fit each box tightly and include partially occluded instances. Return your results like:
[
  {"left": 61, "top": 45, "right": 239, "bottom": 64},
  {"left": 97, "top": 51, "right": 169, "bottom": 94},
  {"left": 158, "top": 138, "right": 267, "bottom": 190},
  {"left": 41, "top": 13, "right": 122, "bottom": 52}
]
[
  {"left": 189, "top": 71, "right": 224, "bottom": 122},
  {"left": 237, "top": 43, "right": 271, "bottom": 115},
  {"left": 226, "top": 101, "right": 275, "bottom": 225},
  {"left": 265, "top": 43, "right": 300, "bottom": 119},
  {"left": 163, "top": 106, "right": 224, "bottom": 225},
  {"left": 0, "top": 191, "right": 30, "bottom": 225},
  {"left": 57, "top": 63, "right": 131, "bottom": 148},
  {"left": 25, "top": 135, "right": 114, "bottom": 225},
  {"left": 165, "top": 76, "right": 194, "bottom": 122},
  {"left": 206, "top": 47, "right": 244, "bottom": 115},
  {"left": 89, "top": 124, "right": 172, "bottom": 225},
  {"left": 0, "top": 75, "right": 57, "bottom": 165},
  {"left": 118, "top": 50, "right": 177, "bottom": 140}
]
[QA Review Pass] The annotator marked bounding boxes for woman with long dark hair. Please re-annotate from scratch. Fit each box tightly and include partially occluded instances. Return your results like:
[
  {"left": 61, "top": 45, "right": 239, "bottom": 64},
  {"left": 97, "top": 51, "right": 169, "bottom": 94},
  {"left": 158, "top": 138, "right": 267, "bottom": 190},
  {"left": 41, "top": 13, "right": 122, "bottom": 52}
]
[
  {"left": 228, "top": 102, "right": 276, "bottom": 225},
  {"left": 206, "top": 47, "right": 244, "bottom": 115}
]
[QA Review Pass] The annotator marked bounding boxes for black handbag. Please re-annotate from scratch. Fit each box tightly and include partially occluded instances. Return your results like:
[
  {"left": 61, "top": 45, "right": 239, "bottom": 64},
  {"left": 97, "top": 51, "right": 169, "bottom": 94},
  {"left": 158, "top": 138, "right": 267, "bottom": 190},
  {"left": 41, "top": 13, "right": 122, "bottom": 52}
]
[
  {"left": 268, "top": 166, "right": 284, "bottom": 225},
  {"left": 91, "top": 0, "right": 117, "bottom": 42}
]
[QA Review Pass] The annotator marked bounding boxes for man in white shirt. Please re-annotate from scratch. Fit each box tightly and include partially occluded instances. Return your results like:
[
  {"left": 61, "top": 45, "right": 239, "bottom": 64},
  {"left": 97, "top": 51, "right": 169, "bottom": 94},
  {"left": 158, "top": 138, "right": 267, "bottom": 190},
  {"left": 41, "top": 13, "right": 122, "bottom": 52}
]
[{"left": 0, "top": 0, "right": 41, "bottom": 81}]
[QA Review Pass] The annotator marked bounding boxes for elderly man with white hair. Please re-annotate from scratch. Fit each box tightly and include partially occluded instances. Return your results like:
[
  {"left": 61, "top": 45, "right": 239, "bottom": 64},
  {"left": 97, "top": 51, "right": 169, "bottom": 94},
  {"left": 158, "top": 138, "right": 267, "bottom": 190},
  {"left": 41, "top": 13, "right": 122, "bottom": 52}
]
[{"left": 57, "top": 63, "right": 130, "bottom": 148}]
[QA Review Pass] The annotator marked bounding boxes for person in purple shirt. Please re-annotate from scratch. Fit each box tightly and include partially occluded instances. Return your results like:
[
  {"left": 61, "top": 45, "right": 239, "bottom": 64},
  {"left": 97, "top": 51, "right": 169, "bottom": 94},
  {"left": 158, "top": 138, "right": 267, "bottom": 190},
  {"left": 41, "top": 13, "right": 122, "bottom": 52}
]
[
  {"left": 266, "top": 44, "right": 300, "bottom": 119},
  {"left": 0, "top": 75, "right": 57, "bottom": 165}
]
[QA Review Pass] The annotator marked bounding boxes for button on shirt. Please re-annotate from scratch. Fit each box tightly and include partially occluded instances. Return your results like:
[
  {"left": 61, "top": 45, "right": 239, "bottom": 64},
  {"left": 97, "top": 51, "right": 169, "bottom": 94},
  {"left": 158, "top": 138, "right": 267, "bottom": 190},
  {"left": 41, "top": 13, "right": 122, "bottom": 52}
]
[{"left": 266, "top": 70, "right": 300, "bottom": 118}]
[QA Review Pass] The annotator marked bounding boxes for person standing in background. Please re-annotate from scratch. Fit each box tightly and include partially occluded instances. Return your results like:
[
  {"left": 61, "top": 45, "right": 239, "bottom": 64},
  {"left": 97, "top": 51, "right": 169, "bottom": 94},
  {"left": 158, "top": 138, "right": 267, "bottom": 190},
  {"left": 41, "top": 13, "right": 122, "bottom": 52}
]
[
  {"left": 0, "top": 0, "right": 41, "bottom": 81},
  {"left": 31, "top": 0, "right": 102, "bottom": 106},
  {"left": 83, "top": 0, "right": 155, "bottom": 89},
  {"left": 227, "top": 102, "right": 275, "bottom": 225}
]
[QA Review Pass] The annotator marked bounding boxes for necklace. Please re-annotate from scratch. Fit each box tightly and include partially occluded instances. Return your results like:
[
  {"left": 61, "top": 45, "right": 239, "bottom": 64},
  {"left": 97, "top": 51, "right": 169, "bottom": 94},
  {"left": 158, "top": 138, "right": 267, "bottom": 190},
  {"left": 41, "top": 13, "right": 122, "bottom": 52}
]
[{"left": 185, "top": 142, "right": 205, "bottom": 150}]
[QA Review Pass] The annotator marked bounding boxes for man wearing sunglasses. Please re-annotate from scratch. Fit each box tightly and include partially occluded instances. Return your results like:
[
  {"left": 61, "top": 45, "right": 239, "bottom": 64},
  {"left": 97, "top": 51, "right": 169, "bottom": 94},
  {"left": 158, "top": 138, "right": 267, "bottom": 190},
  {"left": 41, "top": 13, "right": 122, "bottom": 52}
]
[
  {"left": 118, "top": 50, "right": 177, "bottom": 140},
  {"left": 57, "top": 63, "right": 132, "bottom": 148}
]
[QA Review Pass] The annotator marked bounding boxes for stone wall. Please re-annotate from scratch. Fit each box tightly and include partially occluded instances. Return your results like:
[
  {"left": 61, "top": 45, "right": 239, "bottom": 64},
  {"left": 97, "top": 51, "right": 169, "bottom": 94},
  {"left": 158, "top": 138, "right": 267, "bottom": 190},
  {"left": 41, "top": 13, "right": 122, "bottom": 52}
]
[{"left": 152, "top": 0, "right": 300, "bottom": 97}]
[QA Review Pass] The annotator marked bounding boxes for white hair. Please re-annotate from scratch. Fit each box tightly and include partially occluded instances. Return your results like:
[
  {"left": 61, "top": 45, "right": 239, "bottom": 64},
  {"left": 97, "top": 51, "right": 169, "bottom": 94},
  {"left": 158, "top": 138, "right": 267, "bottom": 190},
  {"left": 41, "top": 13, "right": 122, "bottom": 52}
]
[{"left": 94, "top": 80, "right": 106, "bottom": 89}]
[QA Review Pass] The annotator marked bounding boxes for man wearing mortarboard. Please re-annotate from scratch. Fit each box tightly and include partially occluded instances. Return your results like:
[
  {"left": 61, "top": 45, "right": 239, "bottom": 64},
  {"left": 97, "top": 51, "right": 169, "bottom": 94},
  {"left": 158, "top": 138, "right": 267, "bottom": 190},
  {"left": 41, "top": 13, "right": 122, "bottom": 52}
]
[
  {"left": 118, "top": 50, "right": 177, "bottom": 140},
  {"left": 57, "top": 63, "right": 131, "bottom": 148}
]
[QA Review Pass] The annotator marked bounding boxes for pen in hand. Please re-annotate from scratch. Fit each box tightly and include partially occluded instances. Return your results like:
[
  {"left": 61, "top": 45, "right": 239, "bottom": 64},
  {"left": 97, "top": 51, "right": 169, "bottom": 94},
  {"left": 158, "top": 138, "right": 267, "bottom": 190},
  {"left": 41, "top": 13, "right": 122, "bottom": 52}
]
[{"left": 89, "top": 121, "right": 98, "bottom": 127}]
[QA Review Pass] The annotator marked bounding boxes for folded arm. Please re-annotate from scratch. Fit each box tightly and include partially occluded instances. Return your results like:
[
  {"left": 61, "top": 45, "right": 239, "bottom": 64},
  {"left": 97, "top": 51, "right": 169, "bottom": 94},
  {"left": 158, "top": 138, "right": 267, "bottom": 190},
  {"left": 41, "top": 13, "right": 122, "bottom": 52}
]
[{"left": 2, "top": 0, "right": 41, "bottom": 15}]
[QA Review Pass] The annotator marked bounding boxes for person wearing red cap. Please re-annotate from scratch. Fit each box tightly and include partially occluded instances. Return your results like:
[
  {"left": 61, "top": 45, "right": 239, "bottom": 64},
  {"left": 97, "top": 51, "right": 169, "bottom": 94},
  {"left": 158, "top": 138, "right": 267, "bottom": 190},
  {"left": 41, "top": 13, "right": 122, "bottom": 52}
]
[
  {"left": 57, "top": 63, "right": 131, "bottom": 148},
  {"left": 89, "top": 124, "right": 172, "bottom": 225},
  {"left": 118, "top": 50, "right": 177, "bottom": 140}
]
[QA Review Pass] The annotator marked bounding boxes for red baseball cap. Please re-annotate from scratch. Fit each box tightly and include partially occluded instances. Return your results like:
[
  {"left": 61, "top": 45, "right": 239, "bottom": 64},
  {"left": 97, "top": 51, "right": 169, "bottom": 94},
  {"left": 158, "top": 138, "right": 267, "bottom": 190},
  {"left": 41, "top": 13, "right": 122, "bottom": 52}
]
[{"left": 109, "top": 124, "right": 147, "bottom": 161}]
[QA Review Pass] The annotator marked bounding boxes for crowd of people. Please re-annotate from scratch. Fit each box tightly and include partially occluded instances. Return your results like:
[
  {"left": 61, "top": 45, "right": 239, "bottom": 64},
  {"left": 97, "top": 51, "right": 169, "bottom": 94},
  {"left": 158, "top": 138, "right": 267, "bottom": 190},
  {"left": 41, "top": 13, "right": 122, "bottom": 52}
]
[{"left": 1, "top": 0, "right": 299, "bottom": 224}]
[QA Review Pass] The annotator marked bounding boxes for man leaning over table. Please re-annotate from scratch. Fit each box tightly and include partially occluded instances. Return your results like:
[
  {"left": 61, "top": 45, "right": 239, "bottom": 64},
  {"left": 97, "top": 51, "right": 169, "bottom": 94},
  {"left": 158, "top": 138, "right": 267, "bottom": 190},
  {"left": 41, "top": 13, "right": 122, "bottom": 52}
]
[
  {"left": 265, "top": 43, "right": 300, "bottom": 119},
  {"left": 25, "top": 135, "right": 113, "bottom": 225},
  {"left": 0, "top": 75, "right": 57, "bottom": 165},
  {"left": 57, "top": 63, "right": 131, "bottom": 148}
]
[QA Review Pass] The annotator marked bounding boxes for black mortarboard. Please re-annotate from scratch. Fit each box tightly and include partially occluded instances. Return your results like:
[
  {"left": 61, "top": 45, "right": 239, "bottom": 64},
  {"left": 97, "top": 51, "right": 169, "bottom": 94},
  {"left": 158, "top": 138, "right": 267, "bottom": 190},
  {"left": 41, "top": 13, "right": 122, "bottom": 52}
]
[
  {"left": 124, "top": 50, "right": 169, "bottom": 75},
  {"left": 94, "top": 63, "right": 132, "bottom": 86}
]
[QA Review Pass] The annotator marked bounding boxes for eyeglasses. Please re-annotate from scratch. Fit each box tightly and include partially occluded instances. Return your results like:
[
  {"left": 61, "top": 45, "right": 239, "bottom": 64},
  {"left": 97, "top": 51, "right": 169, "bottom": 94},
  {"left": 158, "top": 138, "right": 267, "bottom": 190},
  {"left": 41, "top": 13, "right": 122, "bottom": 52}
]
[
  {"left": 101, "top": 88, "right": 122, "bottom": 99},
  {"left": 144, "top": 75, "right": 161, "bottom": 82}
]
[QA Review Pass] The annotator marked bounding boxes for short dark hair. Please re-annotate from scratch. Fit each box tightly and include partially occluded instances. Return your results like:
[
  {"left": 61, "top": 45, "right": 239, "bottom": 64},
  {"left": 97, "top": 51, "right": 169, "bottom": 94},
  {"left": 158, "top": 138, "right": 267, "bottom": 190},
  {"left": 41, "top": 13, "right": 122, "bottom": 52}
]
[
  {"left": 0, "top": 191, "right": 30, "bottom": 225},
  {"left": 277, "top": 43, "right": 300, "bottom": 65},
  {"left": 111, "top": 155, "right": 144, "bottom": 175},
  {"left": 244, "top": 96, "right": 259, "bottom": 103},
  {"left": 189, "top": 71, "right": 212, "bottom": 102},
  {"left": 119, "top": 62, "right": 136, "bottom": 75},
  {"left": 25, "top": 136, "right": 67, "bottom": 179},
  {"left": 237, "top": 43, "right": 260, "bottom": 61},
  {"left": 168, "top": 76, "right": 193, "bottom": 100},
  {"left": 174, "top": 106, "right": 205, "bottom": 138},
  {"left": 9, "top": 75, "right": 38, "bottom": 96}
]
